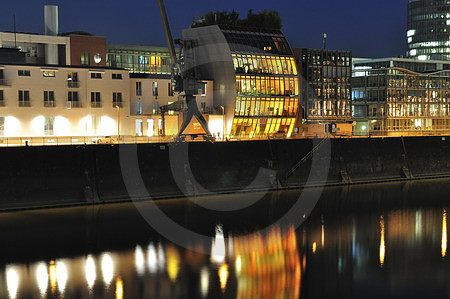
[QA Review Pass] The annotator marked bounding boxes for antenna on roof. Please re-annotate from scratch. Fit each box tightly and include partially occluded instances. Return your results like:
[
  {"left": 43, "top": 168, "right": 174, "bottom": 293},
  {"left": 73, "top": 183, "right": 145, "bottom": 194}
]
[
  {"left": 322, "top": 33, "right": 327, "bottom": 50},
  {"left": 13, "top": 15, "right": 17, "bottom": 48}
]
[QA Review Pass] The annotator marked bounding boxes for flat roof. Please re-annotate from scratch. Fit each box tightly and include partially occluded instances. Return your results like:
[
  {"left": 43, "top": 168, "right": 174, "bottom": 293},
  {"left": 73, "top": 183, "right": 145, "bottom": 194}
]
[
  {"left": 0, "top": 62, "right": 126, "bottom": 71},
  {"left": 353, "top": 57, "right": 450, "bottom": 65}
]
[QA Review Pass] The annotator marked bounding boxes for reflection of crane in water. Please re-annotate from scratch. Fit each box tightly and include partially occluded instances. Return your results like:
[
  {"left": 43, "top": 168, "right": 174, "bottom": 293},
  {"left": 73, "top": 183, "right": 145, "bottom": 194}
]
[{"left": 156, "top": 0, "right": 213, "bottom": 141}]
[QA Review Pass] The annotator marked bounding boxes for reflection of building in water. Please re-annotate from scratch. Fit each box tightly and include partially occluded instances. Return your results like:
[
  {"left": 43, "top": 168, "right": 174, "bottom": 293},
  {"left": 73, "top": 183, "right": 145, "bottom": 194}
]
[
  {"left": 232, "top": 226, "right": 301, "bottom": 299},
  {"left": 442, "top": 210, "right": 447, "bottom": 258}
]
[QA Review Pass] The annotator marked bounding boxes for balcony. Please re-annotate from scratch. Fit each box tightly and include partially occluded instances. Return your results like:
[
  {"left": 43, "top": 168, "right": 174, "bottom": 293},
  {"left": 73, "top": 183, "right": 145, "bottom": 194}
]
[
  {"left": 113, "top": 102, "right": 123, "bottom": 108},
  {"left": 44, "top": 100, "right": 56, "bottom": 108},
  {"left": 91, "top": 102, "right": 102, "bottom": 108},
  {"left": 0, "top": 79, "right": 9, "bottom": 86},
  {"left": 67, "top": 80, "right": 80, "bottom": 88},
  {"left": 18, "top": 100, "right": 31, "bottom": 107},
  {"left": 65, "top": 101, "right": 82, "bottom": 109}
]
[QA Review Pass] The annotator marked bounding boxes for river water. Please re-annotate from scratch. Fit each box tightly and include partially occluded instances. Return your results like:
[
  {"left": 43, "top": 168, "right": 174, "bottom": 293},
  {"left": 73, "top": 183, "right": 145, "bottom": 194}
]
[{"left": 1, "top": 179, "right": 450, "bottom": 298}]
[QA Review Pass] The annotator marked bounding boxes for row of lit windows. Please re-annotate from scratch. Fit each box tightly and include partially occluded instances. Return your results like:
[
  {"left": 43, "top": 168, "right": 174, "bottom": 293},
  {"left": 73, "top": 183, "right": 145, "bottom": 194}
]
[
  {"left": 311, "top": 86, "right": 350, "bottom": 100},
  {"left": 235, "top": 97, "right": 298, "bottom": 117},
  {"left": 236, "top": 75, "right": 298, "bottom": 97},
  {"left": 307, "top": 100, "right": 351, "bottom": 117},
  {"left": 107, "top": 54, "right": 171, "bottom": 74},
  {"left": 385, "top": 118, "right": 450, "bottom": 131},
  {"left": 230, "top": 117, "right": 296, "bottom": 137},
  {"left": 353, "top": 90, "right": 450, "bottom": 100},
  {"left": 387, "top": 103, "right": 450, "bottom": 117},
  {"left": 232, "top": 54, "right": 298, "bottom": 75}
]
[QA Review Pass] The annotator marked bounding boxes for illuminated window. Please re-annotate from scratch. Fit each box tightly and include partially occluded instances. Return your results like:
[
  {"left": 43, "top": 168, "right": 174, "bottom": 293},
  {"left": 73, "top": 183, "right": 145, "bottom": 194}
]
[
  {"left": 152, "top": 82, "right": 158, "bottom": 97},
  {"left": 0, "top": 117, "right": 4, "bottom": 136},
  {"left": 43, "top": 71, "right": 56, "bottom": 77},
  {"left": 44, "top": 117, "right": 54, "bottom": 135}
]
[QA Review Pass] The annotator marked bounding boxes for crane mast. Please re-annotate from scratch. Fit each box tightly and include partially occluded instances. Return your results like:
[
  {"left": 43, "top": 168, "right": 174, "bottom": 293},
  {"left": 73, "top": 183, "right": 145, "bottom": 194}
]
[{"left": 156, "top": 0, "right": 213, "bottom": 141}]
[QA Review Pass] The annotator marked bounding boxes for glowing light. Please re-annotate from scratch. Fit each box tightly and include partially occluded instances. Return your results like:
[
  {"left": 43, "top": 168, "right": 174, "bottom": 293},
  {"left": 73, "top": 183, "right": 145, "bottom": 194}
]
[
  {"left": 208, "top": 118, "right": 224, "bottom": 140},
  {"left": 6, "top": 265, "right": 19, "bottom": 299},
  {"left": 147, "top": 243, "right": 158, "bottom": 273},
  {"left": 56, "top": 261, "right": 68, "bottom": 294},
  {"left": 5, "top": 116, "right": 21, "bottom": 137},
  {"left": 54, "top": 116, "right": 70, "bottom": 136},
  {"left": 211, "top": 225, "right": 226, "bottom": 264},
  {"left": 115, "top": 277, "right": 124, "bottom": 299},
  {"left": 36, "top": 262, "right": 48, "bottom": 296},
  {"left": 312, "top": 242, "right": 317, "bottom": 254},
  {"left": 361, "top": 125, "right": 367, "bottom": 131},
  {"left": 157, "top": 244, "right": 165, "bottom": 269},
  {"left": 101, "top": 253, "right": 114, "bottom": 287},
  {"left": 147, "top": 119, "right": 155, "bottom": 137},
  {"left": 235, "top": 255, "right": 242, "bottom": 275},
  {"left": 418, "top": 55, "right": 428, "bottom": 61},
  {"left": 166, "top": 246, "right": 180, "bottom": 282},
  {"left": 380, "top": 217, "right": 385, "bottom": 267},
  {"left": 99, "top": 116, "right": 116, "bottom": 136},
  {"left": 321, "top": 224, "right": 325, "bottom": 248},
  {"left": 218, "top": 264, "right": 229, "bottom": 292},
  {"left": 442, "top": 210, "right": 447, "bottom": 258},
  {"left": 135, "top": 245, "right": 145, "bottom": 276},
  {"left": 31, "top": 116, "right": 45, "bottom": 136},
  {"left": 200, "top": 267, "right": 210, "bottom": 297},
  {"left": 49, "top": 261, "right": 57, "bottom": 293},
  {"left": 85, "top": 255, "right": 96, "bottom": 290}
]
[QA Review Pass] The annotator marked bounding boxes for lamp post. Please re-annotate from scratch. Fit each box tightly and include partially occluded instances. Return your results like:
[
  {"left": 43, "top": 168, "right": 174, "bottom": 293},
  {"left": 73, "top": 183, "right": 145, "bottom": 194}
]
[
  {"left": 116, "top": 105, "right": 120, "bottom": 143},
  {"left": 220, "top": 106, "right": 225, "bottom": 141}
]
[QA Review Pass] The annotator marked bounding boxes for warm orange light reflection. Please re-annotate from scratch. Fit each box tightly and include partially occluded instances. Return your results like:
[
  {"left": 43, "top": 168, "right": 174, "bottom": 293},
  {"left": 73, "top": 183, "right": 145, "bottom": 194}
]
[
  {"left": 218, "top": 264, "right": 229, "bottom": 292},
  {"left": 49, "top": 261, "right": 57, "bottom": 293},
  {"left": 442, "top": 210, "right": 447, "bottom": 258},
  {"left": 166, "top": 246, "right": 180, "bottom": 282},
  {"left": 115, "top": 277, "right": 124, "bottom": 299},
  {"left": 312, "top": 242, "right": 317, "bottom": 254},
  {"left": 233, "top": 226, "right": 301, "bottom": 299},
  {"left": 380, "top": 217, "right": 385, "bottom": 267},
  {"left": 321, "top": 224, "right": 325, "bottom": 248}
]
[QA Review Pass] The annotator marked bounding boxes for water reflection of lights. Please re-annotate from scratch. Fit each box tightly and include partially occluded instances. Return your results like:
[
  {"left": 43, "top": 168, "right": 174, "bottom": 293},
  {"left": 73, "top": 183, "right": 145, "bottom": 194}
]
[
  {"left": 116, "top": 277, "right": 124, "bottom": 299},
  {"left": 158, "top": 244, "right": 166, "bottom": 269},
  {"left": 442, "top": 210, "right": 447, "bottom": 258},
  {"left": 49, "top": 261, "right": 57, "bottom": 293},
  {"left": 6, "top": 265, "right": 19, "bottom": 299},
  {"left": 56, "top": 261, "right": 68, "bottom": 294},
  {"left": 321, "top": 223, "right": 325, "bottom": 248},
  {"left": 200, "top": 267, "right": 210, "bottom": 297},
  {"left": 235, "top": 255, "right": 242, "bottom": 275},
  {"left": 85, "top": 255, "right": 96, "bottom": 290},
  {"left": 102, "top": 253, "right": 114, "bottom": 287},
  {"left": 135, "top": 245, "right": 145, "bottom": 276},
  {"left": 36, "top": 262, "right": 49, "bottom": 296},
  {"left": 211, "top": 225, "right": 226, "bottom": 264},
  {"left": 166, "top": 246, "right": 180, "bottom": 282},
  {"left": 218, "top": 264, "right": 229, "bottom": 292},
  {"left": 312, "top": 242, "right": 317, "bottom": 254},
  {"left": 148, "top": 244, "right": 158, "bottom": 273},
  {"left": 380, "top": 217, "right": 386, "bottom": 267}
]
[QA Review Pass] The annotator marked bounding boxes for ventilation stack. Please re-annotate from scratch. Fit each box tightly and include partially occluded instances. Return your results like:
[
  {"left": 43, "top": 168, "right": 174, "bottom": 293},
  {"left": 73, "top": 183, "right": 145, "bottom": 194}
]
[{"left": 44, "top": 5, "right": 59, "bottom": 65}]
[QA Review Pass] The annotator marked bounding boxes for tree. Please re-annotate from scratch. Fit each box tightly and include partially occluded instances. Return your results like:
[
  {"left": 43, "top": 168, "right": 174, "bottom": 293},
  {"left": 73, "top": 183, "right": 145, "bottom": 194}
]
[{"left": 191, "top": 9, "right": 283, "bottom": 31}]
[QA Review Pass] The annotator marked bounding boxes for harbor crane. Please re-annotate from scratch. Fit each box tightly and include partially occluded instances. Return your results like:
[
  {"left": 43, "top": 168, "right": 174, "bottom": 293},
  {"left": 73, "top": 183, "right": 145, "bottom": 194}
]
[{"left": 156, "top": 0, "right": 213, "bottom": 141}]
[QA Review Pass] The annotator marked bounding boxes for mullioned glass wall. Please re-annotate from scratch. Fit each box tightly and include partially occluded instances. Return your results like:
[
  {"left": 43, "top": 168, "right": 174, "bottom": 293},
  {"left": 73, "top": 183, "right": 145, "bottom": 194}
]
[
  {"left": 352, "top": 68, "right": 450, "bottom": 133},
  {"left": 222, "top": 29, "right": 300, "bottom": 138}
]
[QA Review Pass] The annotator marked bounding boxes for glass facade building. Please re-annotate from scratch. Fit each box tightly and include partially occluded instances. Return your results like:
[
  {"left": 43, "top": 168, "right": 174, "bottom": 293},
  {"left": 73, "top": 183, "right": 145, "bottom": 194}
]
[
  {"left": 106, "top": 44, "right": 174, "bottom": 74},
  {"left": 183, "top": 25, "right": 300, "bottom": 138},
  {"left": 407, "top": 0, "right": 450, "bottom": 60},
  {"left": 353, "top": 58, "right": 450, "bottom": 135},
  {"left": 294, "top": 48, "right": 352, "bottom": 123}
]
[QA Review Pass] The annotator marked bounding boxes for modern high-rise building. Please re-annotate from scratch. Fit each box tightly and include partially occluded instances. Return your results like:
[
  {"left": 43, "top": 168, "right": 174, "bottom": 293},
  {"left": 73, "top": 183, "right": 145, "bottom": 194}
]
[{"left": 407, "top": 0, "right": 450, "bottom": 60}]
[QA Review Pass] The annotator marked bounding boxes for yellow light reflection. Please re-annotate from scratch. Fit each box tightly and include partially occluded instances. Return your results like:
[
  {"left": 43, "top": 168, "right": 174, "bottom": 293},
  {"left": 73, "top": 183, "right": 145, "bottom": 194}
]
[
  {"left": 312, "top": 242, "right": 317, "bottom": 254},
  {"left": 165, "top": 246, "right": 180, "bottom": 282},
  {"left": 56, "top": 261, "right": 68, "bottom": 294},
  {"left": 135, "top": 245, "right": 145, "bottom": 276},
  {"left": 85, "top": 255, "right": 96, "bottom": 290},
  {"left": 235, "top": 255, "right": 242, "bottom": 275},
  {"left": 101, "top": 253, "right": 114, "bottom": 287},
  {"left": 442, "top": 210, "right": 447, "bottom": 258},
  {"left": 218, "top": 264, "right": 229, "bottom": 292},
  {"left": 147, "top": 244, "right": 158, "bottom": 274},
  {"left": 321, "top": 224, "right": 325, "bottom": 248},
  {"left": 380, "top": 217, "right": 385, "bottom": 267},
  {"left": 49, "top": 261, "right": 57, "bottom": 293},
  {"left": 200, "top": 267, "right": 210, "bottom": 297},
  {"left": 6, "top": 265, "right": 19, "bottom": 299},
  {"left": 36, "top": 262, "right": 48, "bottom": 296},
  {"left": 116, "top": 277, "right": 124, "bottom": 299}
]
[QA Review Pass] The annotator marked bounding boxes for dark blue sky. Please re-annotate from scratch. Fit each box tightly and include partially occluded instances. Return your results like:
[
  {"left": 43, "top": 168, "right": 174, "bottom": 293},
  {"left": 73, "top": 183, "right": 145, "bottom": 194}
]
[{"left": 0, "top": 0, "right": 409, "bottom": 58}]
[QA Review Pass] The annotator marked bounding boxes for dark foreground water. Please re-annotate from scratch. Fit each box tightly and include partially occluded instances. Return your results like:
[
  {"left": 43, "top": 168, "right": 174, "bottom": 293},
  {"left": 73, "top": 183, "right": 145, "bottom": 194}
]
[{"left": 1, "top": 179, "right": 450, "bottom": 298}]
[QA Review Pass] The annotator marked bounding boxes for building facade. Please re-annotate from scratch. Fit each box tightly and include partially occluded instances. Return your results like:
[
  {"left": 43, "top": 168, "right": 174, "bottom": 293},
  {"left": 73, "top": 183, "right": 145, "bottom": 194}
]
[
  {"left": 183, "top": 25, "right": 300, "bottom": 138},
  {"left": 352, "top": 57, "right": 450, "bottom": 136},
  {"left": 294, "top": 48, "right": 352, "bottom": 123},
  {"left": 0, "top": 64, "right": 131, "bottom": 138},
  {"left": 407, "top": 0, "right": 450, "bottom": 60}
]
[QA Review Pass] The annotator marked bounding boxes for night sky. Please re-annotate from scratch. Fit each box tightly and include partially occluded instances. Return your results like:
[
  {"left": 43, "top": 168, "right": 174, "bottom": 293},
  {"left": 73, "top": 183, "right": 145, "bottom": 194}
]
[{"left": 0, "top": 0, "right": 409, "bottom": 58}]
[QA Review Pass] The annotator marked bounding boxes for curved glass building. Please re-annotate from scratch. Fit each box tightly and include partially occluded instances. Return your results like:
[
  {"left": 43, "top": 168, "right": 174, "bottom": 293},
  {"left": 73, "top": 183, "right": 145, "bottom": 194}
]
[
  {"left": 407, "top": 0, "right": 450, "bottom": 60},
  {"left": 183, "top": 25, "right": 300, "bottom": 138}
]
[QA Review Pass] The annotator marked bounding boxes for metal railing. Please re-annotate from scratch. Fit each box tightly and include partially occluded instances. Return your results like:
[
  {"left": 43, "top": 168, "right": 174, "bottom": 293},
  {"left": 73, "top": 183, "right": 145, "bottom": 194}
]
[
  {"left": 91, "top": 102, "right": 102, "bottom": 108},
  {"left": 44, "top": 101, "right": 56, "bottom": 108},
  {"left": 18, "top": 100, "right": 31, "bottom": 107},
  {"left": 67, "top": 81, "right": 80, "bottom": 88},
  {"left": 113, "top": 102, "right": 123, "bottom": 108},
  {"left": 65, "top": 101, "right": 82, "bottom": 108},
  {"left": 0, "top": 79, "right": 9, "bottom": 86}
]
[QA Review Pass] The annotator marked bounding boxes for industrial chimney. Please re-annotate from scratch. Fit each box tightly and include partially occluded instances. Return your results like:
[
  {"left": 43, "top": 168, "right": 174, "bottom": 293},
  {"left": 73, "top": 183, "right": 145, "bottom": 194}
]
[{"left": 44, "top": 5, "right": 59, "bottom": 65}]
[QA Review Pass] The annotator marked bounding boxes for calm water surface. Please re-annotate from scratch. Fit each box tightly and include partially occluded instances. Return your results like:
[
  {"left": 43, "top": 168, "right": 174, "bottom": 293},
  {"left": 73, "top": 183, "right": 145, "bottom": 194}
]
[{"left": 1, "top": 179, "right": 450, "bottom": 298}]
